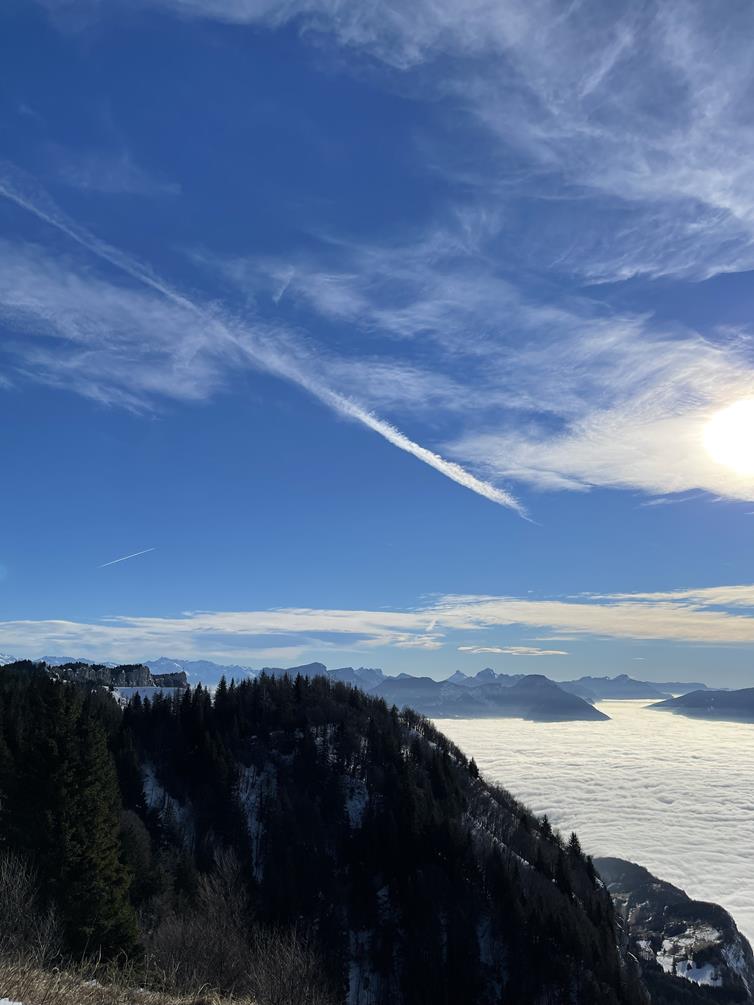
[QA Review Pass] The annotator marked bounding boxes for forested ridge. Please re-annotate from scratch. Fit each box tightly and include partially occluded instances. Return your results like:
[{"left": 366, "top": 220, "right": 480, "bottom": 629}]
[{"left": 0, "top": 660, "right": 649, "bottom": 1004}]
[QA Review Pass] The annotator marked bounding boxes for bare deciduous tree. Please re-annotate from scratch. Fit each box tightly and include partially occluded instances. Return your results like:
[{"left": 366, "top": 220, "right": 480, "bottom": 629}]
[
  {"left": 0, "top": 850, "right": 61, "bottom": 963},
  {"left": 147, "top": 849, "right": 336, "bottom": 1005}
]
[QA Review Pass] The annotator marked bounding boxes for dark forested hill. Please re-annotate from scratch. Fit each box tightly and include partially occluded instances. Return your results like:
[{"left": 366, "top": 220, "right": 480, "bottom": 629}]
[
  {"left": 651, "top": 688, "right": 754, "bottom": 723},
  {"left": 0, "top": 660, "right": 647, "bottom": 1005}
]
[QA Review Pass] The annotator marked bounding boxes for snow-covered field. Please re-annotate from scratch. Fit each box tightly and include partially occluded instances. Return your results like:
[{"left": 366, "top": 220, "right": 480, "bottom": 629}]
[{"left": 436, "top": 700, "right": 754, "bottom": 945}]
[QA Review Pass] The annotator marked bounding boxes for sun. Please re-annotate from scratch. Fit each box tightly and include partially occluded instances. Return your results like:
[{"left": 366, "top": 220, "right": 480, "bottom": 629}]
[{"left": 704, "top": 399, "right": 754, "bottom": 476}]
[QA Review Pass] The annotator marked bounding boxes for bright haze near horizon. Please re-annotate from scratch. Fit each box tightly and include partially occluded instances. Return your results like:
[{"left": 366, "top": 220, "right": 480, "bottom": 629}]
[{"left": 3, "top": 0, "right": 754, "bottom": 687}]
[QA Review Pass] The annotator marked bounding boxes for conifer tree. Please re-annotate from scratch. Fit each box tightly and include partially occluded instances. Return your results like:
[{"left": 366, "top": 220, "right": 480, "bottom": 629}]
[
  {"left": 568, "top": 831, "right": 582, "bottom": 859},
  {"left": 59, "top": 711, "right": 138, "bottom": 957}
]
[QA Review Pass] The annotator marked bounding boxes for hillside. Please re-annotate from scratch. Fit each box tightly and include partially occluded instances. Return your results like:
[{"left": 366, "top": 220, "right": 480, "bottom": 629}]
[
  {"left": 0, "top": 660, "right": 646, "bottom": 1005},
  {"left": 651, "top": 688, "right": 754, "bottom": 723},
  {"left": 597, "top": 857, "right": 754, "bottom": 1003}
]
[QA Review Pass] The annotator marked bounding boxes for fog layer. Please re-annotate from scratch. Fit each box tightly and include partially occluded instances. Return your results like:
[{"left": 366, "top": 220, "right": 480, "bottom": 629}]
[{"left": 437, "top": 701, "right": 754, "bottom": 943}]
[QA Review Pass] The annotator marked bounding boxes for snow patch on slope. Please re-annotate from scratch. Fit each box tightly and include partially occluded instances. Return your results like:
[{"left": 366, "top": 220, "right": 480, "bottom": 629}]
[
  {"left": 142, "top": 764, "right": 195, "bottom": 847},
  {"left": 237, "top": 764, "right": 277, "bottom": 882},
  {"left": 655, "top": 925, "right": 724, "bottom": 987},
  {"left": 723, "top": 939, "right": 753, "bottom": 992},
  {"left": 345, "top": 778, "right": 368, "bottom": 829}
]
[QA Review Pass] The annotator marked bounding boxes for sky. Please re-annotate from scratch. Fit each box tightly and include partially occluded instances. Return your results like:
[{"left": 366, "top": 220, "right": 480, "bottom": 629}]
[{"left": 2, "top": 0, "right": 754, "bottom": 684}]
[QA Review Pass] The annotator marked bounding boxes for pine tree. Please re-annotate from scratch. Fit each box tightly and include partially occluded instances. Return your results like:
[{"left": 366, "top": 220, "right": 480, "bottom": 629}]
[
  {"left": 59, "top": 711, "right": 138, "bottom": 957},
  {"left": 568, "top": 831, "right": 582, "bottom": 859}
]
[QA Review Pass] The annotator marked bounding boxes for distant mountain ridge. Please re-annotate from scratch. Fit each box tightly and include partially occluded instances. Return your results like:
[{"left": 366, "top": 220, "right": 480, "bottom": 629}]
[
  {"left": 442, "top": 668, "right": 711, "bottom": 700},
  {"left": 651, "top": 687, "right": 754, "bottom": 723},
  {"left": 540, "top": 673, "right": 712, "bottom": 701},
  {"left": 444, "top": 668, "right": 525, "bottom": 688},
  {"left": 560, "top": 674, "right": 672, "bottom": 701},
  {"left": 373, "top": 672, "right": 610, "bottom": 721},
  {"left": 0, "top": 654, "right": 724, "bottom": 719},
  {"left": 145, "top": 656, "right": 253, "bottom": 685},
  {"left": 255, "top": 663, "right": 608, "bottom": 721}
]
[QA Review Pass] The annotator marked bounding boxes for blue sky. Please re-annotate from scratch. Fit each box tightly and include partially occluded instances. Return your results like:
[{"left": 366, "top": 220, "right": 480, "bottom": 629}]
[{"left": 3, "top": 0, "right": 754, "bottom": 684}]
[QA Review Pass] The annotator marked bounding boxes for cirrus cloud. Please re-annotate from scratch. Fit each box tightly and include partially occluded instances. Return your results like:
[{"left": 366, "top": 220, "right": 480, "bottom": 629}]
[
  {"left": 3, "top": 582, "right": 754, "bottom": 666},
  {"left": 458, "top": 645, "right": 569, "bottom": 656}
]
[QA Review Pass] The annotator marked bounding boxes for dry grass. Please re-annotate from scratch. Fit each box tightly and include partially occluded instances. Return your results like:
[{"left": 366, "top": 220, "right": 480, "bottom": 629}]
[
  {"left": 0, "top": 956, "right": 256, "bottom": 1005},
  {"left": 0, "top": 851, "right": 334, "bottom": 1005}
]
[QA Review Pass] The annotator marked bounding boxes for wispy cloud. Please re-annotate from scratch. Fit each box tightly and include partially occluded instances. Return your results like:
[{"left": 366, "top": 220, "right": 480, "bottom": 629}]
[
  {"left": 458, "top": 645, "right": 569, "bottom": 656},
  {"left": 0, "top": 168, "right": 522, "bottom": 512},
  {"left": 99, "top": 547, "right": 156, "bottom": 568},
  {"left": 2, "top": 583, "right": 754, "bottom": 663},
  {"left": 41, "top": 0, "right": 754, "bottom": 281},
  {"left": 594, "top": 585, "right": 754, "bottom": 608}
]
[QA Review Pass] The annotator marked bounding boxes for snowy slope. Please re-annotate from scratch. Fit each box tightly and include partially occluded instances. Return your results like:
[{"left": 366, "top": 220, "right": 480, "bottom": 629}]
[{"left": 597, "top": 856, "right": 754, "bottom": 998}]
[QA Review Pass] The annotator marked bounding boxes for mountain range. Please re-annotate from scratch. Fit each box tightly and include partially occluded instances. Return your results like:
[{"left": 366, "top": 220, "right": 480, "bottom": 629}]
[
  {"left": 236, "top": 662, "right": 607, "bottom": 721},
  {"left": 0, "top": 655, "right": 722, "bottom": 722},
  {"left": 253, "top": 664, "right": 714, "bottom": 720},
  {"left": 447, "top": 669, "right": 711, "bottom": 701},
  {"left": 145, "top": 655, "right": 254, "bottom": 685}
]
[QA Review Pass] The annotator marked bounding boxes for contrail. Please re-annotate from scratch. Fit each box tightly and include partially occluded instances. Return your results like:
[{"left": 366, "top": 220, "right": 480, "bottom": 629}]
[
  {"left": 99, "top": 548, "right": 156, "bottom": 568},
  {"left": 0, "top": 166, "right": 525, "bottom": 515},
  {"left": 320, "top": 387, "right": 525, "bottom": 513}
]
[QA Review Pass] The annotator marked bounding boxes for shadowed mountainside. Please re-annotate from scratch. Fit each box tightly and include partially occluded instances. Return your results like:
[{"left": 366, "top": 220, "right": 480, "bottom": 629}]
[
  {"left": 651, "top": 688, "right": 754, "bottom": 723},
  {"left": 597, "top": 857, "right": 754, "bottom": 1004}
]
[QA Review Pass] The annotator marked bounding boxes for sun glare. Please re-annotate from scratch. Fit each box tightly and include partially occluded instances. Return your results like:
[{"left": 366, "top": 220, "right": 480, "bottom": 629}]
[{"left": 704, "top": 399, "right": 754, "bottom": 476}]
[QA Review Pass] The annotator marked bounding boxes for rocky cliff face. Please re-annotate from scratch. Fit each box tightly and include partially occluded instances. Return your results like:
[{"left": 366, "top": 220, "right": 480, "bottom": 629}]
[
  {"left": 3, "top": 659, "right": 189, "bottom": 690},
  {"left": 51, "top": 661, "right": 155, "bottom": 687},
  {"left": 596, "top": 856, "right": 754, "bottom": 1003},
  {"left": 151, "top": 671, "right": 189, "bottom": 688}
]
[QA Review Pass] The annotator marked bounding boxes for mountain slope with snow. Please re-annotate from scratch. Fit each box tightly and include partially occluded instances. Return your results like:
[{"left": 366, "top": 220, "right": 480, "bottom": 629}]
[{"left": 597, "top": 857, "right": 754, "bottom": 1003}]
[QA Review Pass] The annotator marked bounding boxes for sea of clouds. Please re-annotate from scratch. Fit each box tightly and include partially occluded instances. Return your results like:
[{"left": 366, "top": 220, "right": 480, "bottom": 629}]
[{"left": 437, "top": 701, "right": 754, "bottom": 945}]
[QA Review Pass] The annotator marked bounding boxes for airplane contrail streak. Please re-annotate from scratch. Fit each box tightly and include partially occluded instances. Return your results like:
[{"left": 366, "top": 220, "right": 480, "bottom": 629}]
[{"left": 99, "top": 547, "right": 156, "bottom": 568}]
